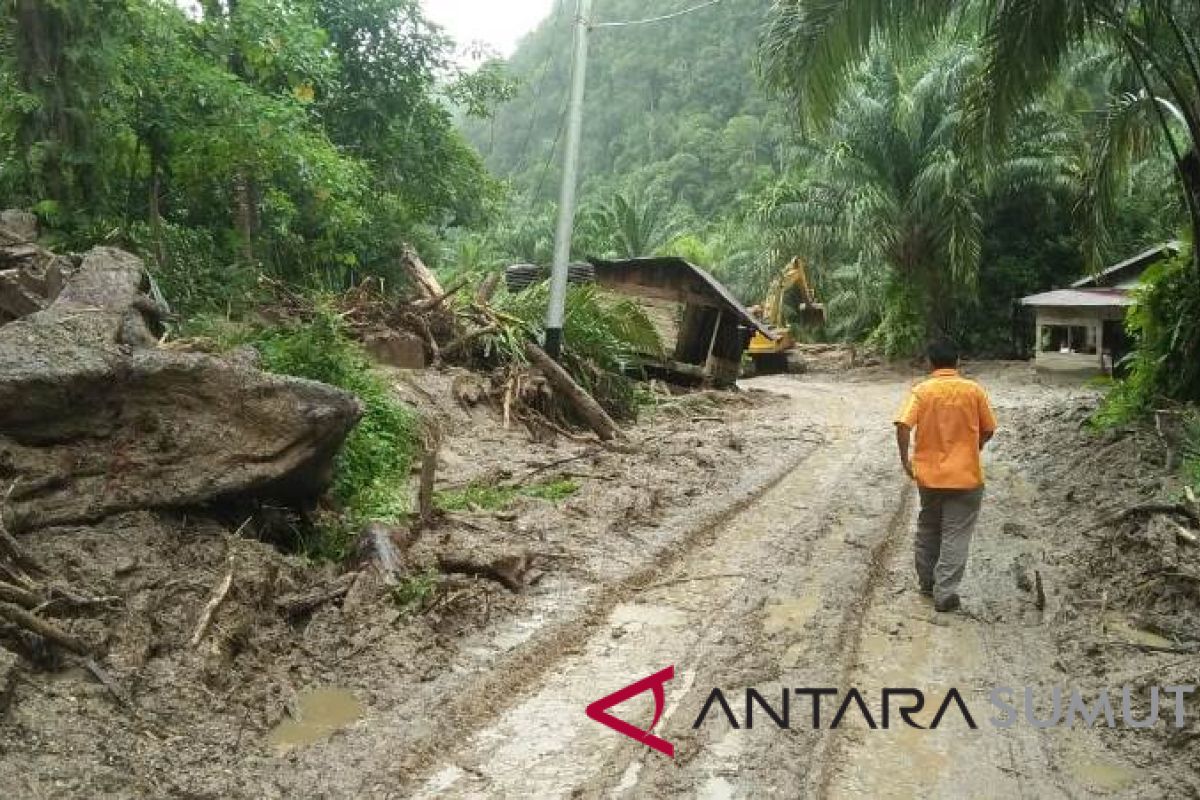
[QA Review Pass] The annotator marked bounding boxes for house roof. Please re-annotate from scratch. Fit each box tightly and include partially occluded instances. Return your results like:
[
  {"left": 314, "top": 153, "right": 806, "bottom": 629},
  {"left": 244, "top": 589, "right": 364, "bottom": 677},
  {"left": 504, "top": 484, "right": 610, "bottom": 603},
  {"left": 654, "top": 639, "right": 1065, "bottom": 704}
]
[
  {"left": 1071, "top": 241, "right": 1180, "bottom": 289},
  {"left": 1021, "top": 288, "right": 1135, "bottom": 308},
  {"left": 590, "top": 257, "right": 777, "bottom": 338}
]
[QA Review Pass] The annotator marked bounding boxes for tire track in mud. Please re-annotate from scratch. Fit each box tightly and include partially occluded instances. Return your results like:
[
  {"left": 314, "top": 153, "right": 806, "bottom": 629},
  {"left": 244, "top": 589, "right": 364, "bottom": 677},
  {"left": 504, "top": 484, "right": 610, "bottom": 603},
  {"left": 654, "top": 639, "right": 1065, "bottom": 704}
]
[
  {"left": 389, "top": 439, "right": 822, "bottom": 791},
  {"left": 807, "top": 480, "right": 915, "bottom": 798},
  {"left": 409, "top": 378, "right": 915, "bottom": 799}
]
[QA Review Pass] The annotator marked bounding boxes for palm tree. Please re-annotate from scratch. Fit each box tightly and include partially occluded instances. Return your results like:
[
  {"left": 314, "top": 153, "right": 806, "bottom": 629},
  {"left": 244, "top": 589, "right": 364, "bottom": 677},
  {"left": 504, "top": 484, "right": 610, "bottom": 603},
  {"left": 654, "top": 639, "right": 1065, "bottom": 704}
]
[
  {"left": 757, "top": 43, "right": 1069, "bottom": 352},
  {"left": 761, "top": 0, "right": 1200, "bottom": 272},
  {"left": 582, "top": 191, "right": 688, "bottom": 259}
]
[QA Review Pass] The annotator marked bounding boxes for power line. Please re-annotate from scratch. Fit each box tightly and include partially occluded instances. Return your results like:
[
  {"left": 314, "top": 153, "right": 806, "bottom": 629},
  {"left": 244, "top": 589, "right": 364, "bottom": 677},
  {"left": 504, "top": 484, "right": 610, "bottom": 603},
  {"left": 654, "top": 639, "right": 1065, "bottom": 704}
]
[
  {"left": 592, "top": 0, "right": 723, "bottom": 29},
  {"left": 512, "top": 1, "right": 571, "bottom": 177}
]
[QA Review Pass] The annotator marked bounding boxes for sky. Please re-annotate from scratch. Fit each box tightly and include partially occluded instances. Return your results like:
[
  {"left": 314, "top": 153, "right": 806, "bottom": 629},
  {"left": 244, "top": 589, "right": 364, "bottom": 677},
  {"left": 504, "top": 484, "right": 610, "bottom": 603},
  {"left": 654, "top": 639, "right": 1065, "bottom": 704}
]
[{"left": 422, "top": 0, "right": 557, "bottom": 62}]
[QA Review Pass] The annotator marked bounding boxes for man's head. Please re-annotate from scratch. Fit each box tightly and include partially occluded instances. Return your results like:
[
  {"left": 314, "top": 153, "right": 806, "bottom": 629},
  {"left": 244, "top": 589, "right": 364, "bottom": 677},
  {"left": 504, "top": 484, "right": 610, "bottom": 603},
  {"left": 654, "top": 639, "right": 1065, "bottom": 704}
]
[{"left": 927, "top": 339, "right": 959, "bottom": 370}]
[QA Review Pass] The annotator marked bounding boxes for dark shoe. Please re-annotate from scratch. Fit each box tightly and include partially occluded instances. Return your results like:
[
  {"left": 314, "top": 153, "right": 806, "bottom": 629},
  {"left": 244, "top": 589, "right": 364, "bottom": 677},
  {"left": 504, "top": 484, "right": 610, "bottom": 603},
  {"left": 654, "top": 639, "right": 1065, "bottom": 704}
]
[
  {"left": 919, "top": 585, "right": 933, "bottom": 597},
  {"left": 934, "top": 594, "right": 961, "bottom": 612}
]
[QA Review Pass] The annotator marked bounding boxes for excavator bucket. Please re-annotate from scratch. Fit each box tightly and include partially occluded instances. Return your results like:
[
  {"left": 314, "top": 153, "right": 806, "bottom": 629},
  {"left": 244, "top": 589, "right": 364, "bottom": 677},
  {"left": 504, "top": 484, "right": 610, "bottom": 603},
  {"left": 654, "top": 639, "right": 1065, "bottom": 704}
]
[{"left": 798, "top": 302, "right": 826, "bottom": 328}]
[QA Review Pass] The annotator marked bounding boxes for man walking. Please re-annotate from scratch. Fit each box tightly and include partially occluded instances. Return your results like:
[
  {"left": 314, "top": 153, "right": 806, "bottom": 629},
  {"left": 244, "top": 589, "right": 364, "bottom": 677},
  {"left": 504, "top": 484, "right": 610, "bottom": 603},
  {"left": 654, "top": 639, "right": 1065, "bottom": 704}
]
[{"left": 894, "top": 340, "right": 997, "bottom": 612}]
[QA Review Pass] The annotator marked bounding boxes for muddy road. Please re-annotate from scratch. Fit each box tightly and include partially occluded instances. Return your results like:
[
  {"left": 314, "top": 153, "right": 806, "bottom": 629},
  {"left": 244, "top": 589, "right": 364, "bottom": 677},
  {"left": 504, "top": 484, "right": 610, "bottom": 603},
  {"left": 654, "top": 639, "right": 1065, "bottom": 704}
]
[
  {"left": 5, "top": 367, "right": 1194, "bottom": 799},
  {"left": 396, "top": 370, "right": 1179, "bottom": 800}
]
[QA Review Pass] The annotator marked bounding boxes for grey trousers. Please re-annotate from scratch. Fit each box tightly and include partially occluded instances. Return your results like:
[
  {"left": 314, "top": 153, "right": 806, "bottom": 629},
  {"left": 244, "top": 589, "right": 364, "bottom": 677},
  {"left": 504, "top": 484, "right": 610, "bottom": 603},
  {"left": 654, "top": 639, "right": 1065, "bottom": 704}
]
[{"left": 915, "top": 487, "right": 984, "bottom": 602}]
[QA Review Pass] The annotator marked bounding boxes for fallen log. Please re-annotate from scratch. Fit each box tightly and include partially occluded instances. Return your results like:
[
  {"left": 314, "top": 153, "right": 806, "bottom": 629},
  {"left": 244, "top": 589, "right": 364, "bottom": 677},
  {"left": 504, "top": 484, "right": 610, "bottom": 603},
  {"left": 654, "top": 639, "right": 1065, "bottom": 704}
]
[
  {"left": 275, "top": 571, "right": 360, "bottom": 618},
  {"left": 0, "top": 247, "right": 363, "bottom": 529},
  {"left": 523, "top": 341, "right": 622, "bottom": 441},
  {"left": 437, "top": 553, "right": 535, "bottom": 593},
  {"left": 398, "top": 244, "right": 443, "bottom": 301},
  {"left": 412, "top": 276, "right": 468, "bottom": 312},
  {"left": 0, "top": 601, "right": 93, "bottom": 656}
]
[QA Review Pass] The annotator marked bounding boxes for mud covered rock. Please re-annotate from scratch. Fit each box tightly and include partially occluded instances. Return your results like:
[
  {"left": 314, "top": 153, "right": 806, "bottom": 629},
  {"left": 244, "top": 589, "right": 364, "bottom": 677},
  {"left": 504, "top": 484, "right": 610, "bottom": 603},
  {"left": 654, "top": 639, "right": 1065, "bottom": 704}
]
[{"left": 0, "top": 246, "right": 362, "bottom": 529}]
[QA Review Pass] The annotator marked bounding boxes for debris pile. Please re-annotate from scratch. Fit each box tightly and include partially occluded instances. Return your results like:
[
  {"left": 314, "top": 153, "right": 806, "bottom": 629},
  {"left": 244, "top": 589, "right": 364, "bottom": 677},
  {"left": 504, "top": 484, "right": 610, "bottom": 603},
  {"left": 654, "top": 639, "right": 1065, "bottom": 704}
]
[
  {"left": 1004, "top": 400, "right": 1200, "bottom": 644},
  {"left": 255, "top": 245, "right": 642, "bottom": 443}
]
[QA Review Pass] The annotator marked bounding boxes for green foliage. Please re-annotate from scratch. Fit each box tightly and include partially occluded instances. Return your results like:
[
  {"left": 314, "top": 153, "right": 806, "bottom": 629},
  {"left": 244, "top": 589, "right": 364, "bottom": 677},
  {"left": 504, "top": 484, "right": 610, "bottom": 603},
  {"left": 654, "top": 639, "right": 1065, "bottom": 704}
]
[
  {"left": 435, "top": 478, "right": 580, "bottom": 512},
  {"left": 391, "top": 569, "right": 439, "bottom": 615},
  {"left": 485, "top": 282, "right": 664, "bottom": 420},
  {"left": 0, "top": 0, "right": 500, "bottom": 310},
  {"left": 251, "top": 309, "right": 420, "bottom": 546},
  {"left": 1184, "top": 414, "right": 1200, "bottom": 493},
  {"left": 132, "top": 222, "right": 260, "bottom": 317},
  {"left": 1096, "top": 246, "right": 1200, "bottom": 424},
  {"left": 465, "top": 0, "right": 790, "bottom": 220}
]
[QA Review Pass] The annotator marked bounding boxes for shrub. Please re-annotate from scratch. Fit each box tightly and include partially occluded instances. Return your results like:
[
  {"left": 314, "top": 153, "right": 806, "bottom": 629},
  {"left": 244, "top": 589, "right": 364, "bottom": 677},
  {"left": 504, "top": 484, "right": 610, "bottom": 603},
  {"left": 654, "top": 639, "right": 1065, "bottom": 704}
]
[
  {"left": 251, "top": 307, "right": 419, "bottom": 557},
  {"left": 485, "top": 282, "right": 664, "bottom": 420},
  {"left": 1095, "top": 246, "right": 1200, "bottom": 425}
]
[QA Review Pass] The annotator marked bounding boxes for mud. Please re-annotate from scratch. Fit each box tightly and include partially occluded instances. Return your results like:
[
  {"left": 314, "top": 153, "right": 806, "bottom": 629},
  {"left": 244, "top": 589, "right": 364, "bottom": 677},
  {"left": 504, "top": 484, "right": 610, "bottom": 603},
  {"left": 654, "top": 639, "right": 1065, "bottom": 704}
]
[{"left": 2, "top": 363, "right": 1198, "bottom": 798}]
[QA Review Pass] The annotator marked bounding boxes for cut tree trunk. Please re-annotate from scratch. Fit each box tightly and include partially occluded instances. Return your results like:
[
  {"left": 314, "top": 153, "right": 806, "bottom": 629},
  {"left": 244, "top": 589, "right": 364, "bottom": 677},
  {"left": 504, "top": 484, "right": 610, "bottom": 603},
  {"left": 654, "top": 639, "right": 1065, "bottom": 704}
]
[
  {"left": 0, "top": 246, "right": 363, "bottom": 529},
  {"left": 399, "top": 244, "right": 444, "bottom": 301},
  {"left": 523, "top": 341, "right": 622, "bottom": 441}
]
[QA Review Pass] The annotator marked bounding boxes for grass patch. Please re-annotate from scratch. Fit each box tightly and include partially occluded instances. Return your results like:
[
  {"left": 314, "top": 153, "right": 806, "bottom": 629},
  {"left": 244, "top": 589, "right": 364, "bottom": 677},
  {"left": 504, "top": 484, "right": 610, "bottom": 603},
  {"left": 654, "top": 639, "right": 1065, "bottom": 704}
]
[
  {"left": 435, "top": 478, "right": 581, "bottom": 512},
  {"left": 1184, "top": 412, "right": 1200, "bottom": 494},
  {"left": 391, "top": 569, "right": 439, "bottom": 615},
  {"left": 249, "top": 307, "right": 420, "bottom": 559}
]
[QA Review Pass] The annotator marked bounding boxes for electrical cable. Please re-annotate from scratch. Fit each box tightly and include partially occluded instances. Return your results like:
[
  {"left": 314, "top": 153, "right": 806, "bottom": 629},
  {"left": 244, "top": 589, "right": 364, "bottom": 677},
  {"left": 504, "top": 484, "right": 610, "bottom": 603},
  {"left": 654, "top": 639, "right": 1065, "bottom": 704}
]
[{"left": 592, "top": 0, "right": 723, "bottom": 29}]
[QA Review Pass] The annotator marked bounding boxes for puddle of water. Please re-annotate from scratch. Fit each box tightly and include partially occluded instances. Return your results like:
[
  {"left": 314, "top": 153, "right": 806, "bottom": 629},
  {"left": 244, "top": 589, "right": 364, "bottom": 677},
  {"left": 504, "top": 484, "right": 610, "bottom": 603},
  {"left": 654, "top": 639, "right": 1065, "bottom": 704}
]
[
  {"left": 1103, "top": 614, "right": 1175, "bottom": 649},
  {"left": 267, "top": 688, "right": 364, "bottom": 752},
  {"left": 763, "top": 593, "right": 820, "bottom": 635},
  {"left": 1067, "top": 755, "right": 1139, "bottom": 792}
]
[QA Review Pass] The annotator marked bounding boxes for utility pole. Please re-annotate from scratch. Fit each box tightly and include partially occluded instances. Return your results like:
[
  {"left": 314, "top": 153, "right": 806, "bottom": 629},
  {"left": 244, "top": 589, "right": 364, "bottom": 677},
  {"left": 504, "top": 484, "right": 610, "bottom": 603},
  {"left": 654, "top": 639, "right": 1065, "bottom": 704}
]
[{"left": 544, "top": 0, "right": 592, "bottom": 360}]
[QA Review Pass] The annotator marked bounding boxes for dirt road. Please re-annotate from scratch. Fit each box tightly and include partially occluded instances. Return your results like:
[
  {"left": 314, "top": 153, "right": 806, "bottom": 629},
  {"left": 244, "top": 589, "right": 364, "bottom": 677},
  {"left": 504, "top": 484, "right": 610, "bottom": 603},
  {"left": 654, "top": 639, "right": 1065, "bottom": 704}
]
[
  {"left": 397, "top": 371, "right": 1164, "bottom": 799},
  {"left": 7, "top": 368, "right": 1188, "bottom": 799}
]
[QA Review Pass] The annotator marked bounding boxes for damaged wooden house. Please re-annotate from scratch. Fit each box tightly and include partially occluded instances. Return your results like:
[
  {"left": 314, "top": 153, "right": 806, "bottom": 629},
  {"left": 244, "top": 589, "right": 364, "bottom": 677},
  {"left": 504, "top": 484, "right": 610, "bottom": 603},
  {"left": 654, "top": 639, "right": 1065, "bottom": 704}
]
[{"left": 506, "top": 257, "right": 774, "bottom": 387}]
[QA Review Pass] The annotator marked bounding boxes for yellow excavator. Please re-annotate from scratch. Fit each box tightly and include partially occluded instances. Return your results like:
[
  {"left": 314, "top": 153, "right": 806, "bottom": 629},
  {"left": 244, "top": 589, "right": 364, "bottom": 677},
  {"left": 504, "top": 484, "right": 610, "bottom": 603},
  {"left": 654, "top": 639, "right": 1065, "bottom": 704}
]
[{"left": 747, "top": 256, "right": 825, "bottom": 373}]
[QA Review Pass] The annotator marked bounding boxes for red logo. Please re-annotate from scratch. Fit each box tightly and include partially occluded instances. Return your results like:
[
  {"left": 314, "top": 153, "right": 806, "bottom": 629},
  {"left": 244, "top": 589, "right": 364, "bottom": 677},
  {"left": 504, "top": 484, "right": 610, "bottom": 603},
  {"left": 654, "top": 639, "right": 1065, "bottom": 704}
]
[{"left": 585, "top": 666, "right": 675, "bottom": 757}]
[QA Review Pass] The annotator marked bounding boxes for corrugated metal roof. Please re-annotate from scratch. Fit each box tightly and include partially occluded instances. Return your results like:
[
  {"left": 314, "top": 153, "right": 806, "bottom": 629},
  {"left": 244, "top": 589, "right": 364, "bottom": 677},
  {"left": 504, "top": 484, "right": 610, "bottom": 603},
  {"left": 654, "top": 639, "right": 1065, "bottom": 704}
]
[
  {"left": 1021, "top": 288, "right": 1134, "bottom": 308},
  {"left": 590, "top": 257, "right": 777, "bottom": 339},
  {"left": 1071, "top": 241, "right": 1180, "bottom": 288}
]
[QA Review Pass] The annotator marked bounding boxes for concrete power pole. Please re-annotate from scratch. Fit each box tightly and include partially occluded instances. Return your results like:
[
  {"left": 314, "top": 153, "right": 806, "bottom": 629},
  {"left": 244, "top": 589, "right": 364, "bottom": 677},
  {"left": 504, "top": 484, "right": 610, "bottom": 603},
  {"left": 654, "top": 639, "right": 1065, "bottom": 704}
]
[{"left": 544, "top": 0, "right": 593, "bottom": 360}]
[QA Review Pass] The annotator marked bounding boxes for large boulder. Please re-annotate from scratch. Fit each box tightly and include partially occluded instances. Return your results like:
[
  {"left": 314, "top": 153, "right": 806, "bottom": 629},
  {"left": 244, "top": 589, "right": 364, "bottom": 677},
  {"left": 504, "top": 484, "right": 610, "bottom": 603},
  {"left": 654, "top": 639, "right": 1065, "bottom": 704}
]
[{"left": 0, "top": 246, "right": 363, "bottom": 529}]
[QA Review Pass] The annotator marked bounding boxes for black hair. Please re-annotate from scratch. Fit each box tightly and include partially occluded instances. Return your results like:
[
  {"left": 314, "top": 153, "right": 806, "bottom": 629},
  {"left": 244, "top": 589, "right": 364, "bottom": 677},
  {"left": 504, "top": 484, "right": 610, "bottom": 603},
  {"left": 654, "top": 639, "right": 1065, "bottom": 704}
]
[{"left": 927, "top": 339, "right": 959, "bottom": 369}]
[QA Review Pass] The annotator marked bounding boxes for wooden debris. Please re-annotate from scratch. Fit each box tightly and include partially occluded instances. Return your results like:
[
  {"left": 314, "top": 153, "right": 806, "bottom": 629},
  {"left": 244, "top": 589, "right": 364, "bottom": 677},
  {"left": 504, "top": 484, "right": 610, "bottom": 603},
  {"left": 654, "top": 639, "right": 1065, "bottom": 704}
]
[
  {"left": 1172, "top": 519, "right": 1199, "bottom": 545},
  {"left": 524, "top": 341, "right": 622, "bottom": 441},
  {"left": 437, "top": 553, "right": 536, "bottom": 593},
  {"left": 398, "top": 244, "right": 444, "bottom": 300},
  {"left": 190, "top": 554, "right": 234, "bottom": 647},
  {"left": 474, "top": 273, "right": 501, "bottom": 305},
  {"left": 275, "top": 571, "right": 360, "bottom": 618},
  {"left": 84, "top": 658, "right": 131, "bottom": 708},
  {"left": 0, "top": 581, "right": 42, "bottom": 609},
  {"left": 441, "top": 324, "right": 499, "bottom": 361},
  {"left": 1081, "top": 502, "right": 1199, "bottom": 534},
  {"left": 413, "top": 276, "right": 468, "bottom": 312},
  {"left": 418, "top": 448, "right": 438, "bottom": 528},
  {"left": 0, "top": 601, "right": 93, "bottom": 656}
]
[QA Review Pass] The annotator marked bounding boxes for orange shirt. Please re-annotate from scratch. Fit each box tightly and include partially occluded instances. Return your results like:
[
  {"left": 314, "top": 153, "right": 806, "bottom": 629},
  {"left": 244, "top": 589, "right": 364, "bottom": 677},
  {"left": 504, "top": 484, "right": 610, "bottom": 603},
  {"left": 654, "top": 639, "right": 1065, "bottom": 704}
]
[{"left": 895, "top": 369, "right": 997, "bottom": 489}]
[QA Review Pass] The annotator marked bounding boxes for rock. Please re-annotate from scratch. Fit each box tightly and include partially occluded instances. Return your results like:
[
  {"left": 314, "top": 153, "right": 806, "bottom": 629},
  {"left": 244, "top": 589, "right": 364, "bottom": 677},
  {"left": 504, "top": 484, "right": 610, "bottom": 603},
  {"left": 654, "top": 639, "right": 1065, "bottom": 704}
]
[
  {"left": 0, "top": 209, "right": 37, "bottom": 243},
  {"left": 363, "top": 328, "right": 426, "bottom": 370},
  {"left": 0, "top": 246, "right": 363, "bottom": 529},
  {"left": 0, "top": 232, "right": 74, "bottom": 324}
]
